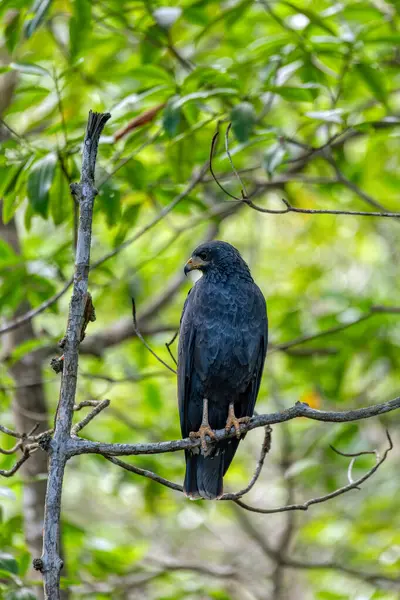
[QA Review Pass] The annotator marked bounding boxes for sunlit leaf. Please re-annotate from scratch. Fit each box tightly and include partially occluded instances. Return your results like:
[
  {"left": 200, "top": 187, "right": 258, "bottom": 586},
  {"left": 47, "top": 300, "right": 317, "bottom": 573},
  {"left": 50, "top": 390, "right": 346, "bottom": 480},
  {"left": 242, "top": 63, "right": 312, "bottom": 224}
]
[
  {"left": 9, "top": 61, "right": 49, "bottom": 76},
  {"left": 355, "top": 62, "right": 388, "bottom": 107}
]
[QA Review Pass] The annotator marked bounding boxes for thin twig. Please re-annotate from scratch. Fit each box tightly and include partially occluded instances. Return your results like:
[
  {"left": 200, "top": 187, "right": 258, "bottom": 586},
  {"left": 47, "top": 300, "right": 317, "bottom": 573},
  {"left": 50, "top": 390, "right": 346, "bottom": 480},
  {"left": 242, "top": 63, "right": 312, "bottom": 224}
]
[
  {"left": 0, "top": 280, "right": 73, "bottom": 337},
  {"left": 273, "top": 305, "right": 400, "bottom": 352},
  {"left": 209, "top": 127, "right": 242, "bottom": 201},
  {"left": 220, "top": 426, "right": 272, "bottom": 500},
  {"left": 234, "top": 431, "right": 393, "bottom": 514},
  {"left": 225, "top": 122, "right": 248, "bottom": 199},
  {"left": 0, "top": 449, "right": 32, "bottom": 477},
  {"left": 245, "top": 196, "right": 400, "bottom": 219},
  {"left": 71, "top": 399, "right": 110, "bottom": 435},
  {"left": 104, "top": 455, "right": 183, "bottom": 492},
  {"left": 131, "top": 298, "right": 177, "bottom": 375},
  {"left": 210, "top": 130, "right": 400, "bottom": 219},
  {"left": 165, "top": 330, "right": 179, "bottom": 366}
]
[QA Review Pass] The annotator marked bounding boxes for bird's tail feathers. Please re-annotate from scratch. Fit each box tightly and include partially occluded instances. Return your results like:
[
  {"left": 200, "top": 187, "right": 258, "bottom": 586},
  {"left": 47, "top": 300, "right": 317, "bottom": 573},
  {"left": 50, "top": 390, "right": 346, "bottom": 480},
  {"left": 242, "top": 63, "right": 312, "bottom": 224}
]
[
  {"left": 184, "top": 438, "right": 241, "bottom": 500},
  {"left": 184, "top": 450, "right": 224, "bottom": 500}
]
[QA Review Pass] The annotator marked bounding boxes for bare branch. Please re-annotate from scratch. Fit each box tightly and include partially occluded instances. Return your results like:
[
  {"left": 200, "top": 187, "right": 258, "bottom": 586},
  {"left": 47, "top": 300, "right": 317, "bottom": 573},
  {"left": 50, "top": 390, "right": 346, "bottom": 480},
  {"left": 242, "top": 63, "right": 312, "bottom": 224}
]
[
  {"left": 225, "top": 122, "right": 248, "bottom": 198},
  {"left": 65, "top": 397, "right": 400, "bottom": 458},
  {"left": 234, "top": 431, "right": 393, "bottom": 514},
  {"left": 71, "top": 399, "right": 110, "bottom": 435},
  {"left": 0, "top": 424, "right": 23, "bottom": 439},
  {"left": 0, "top": 424, "right": 39, "bottom": 454},
  {"left": 105, "top": 426, "right": 272, "bottom": 498},
  {"left": 165, "top": 330, "right": 179, "bottom": 366},
  {"left": 245, "top": 196, "right": 400, "bottom": 219},
  {"left": 273, "top": 305, "right": 400, "bottom": 352},
  {"left": 131, "top": 298, "right": 177, "bottom": 375},
  {"left": 220, "top": 426, "right": 272, "bottom": 500},
  {"left": 209, "top": 126, "right": 242, "bottom": 201},
  {"left": 104, "top": 455, "right": 183, "bottom": 493},
  {"left": 210, "top": 126, "right": 400, "bottom": 220},
  {"left": 0, "top": 280, "right": 73, "bottom": 336},
  {"left": 0, "top": 448, "right": 32, "bottom": 477},
  {"left": 38, "top": 110, "right": 110, "bottom": 600}
]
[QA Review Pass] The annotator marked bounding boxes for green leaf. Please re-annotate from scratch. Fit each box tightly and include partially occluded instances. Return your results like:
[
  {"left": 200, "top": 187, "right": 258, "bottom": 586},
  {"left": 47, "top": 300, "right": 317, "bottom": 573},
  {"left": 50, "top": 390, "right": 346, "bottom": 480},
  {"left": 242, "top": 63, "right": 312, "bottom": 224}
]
[
  {"left": 27, "top": 153, "right": 57, "bottom": 217},
  {"left": 171, "top": 88, "right": 238, "bottom": 109},
  {"left": 269, "top": 85, "right": 317, "bottom": 102},
  {"left": 69, "top": 0, "right": 91, "bottom": 59},
  {"left": 163, "top": 96, "right": 181, "bottom": 137},
  {"left": 26, "top": 274, "right": 57, "bottom": 311},
  {"left": 97, "top": 181, "right": 121, "bottom": 228},
  {"left": 24, "top": 0, "right": 53, "bottom": 38},
  {"left": 0, "top": 553, "right": 18, "bottom": 575},
  {"left": 9, "top": 61, "right": 49, "bottom": 76},
  {"left": 0, "top": 161, "right": 27, "bottom": 203},
  {"left": 113, "top": 203, "right": 141, "bottom": 247},
  {"left": 282, "top": 1, "right": 337, "bottom": 35},
  {"left": 355, "top": 62, "right": 388, "bottom": 107},
  {"left": 130, "top": 65, "right": 174, "bottom": 86},
  {"left": 49, "top": 166, "right": 70, "bottom": 225},
  {"left": 230, "top": 102, "right": 256, "bottom": 142},
  {"left": 0, "top": 239, "right": 19, "bottom": 267},
  {"left": 5, "top": 10, "right": 21, "bottom": 53},
  {"left": 121, "top": 159, "right": 147, "bottom": 191}
]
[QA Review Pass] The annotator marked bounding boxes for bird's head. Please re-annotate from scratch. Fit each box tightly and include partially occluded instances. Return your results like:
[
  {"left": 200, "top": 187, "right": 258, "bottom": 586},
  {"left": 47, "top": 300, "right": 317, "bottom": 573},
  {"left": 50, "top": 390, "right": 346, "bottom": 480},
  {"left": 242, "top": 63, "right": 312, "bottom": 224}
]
[{"left": 184, "top": 240, "right": 252, "bottom": 280}]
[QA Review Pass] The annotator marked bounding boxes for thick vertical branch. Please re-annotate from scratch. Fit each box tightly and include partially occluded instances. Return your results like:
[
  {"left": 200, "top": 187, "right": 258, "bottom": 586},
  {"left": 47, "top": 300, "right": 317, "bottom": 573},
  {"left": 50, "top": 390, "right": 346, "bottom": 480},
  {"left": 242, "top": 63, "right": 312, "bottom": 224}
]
[{"left": 38, "top": 111, "right": 110, "bottom": 600}]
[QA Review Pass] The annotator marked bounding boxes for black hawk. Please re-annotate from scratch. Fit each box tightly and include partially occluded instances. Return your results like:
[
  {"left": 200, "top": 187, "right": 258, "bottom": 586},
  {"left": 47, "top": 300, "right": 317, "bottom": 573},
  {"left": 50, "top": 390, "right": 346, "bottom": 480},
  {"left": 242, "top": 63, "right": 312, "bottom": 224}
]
[{"left": 178, "top": 241, "right": 268, "bottom": 499}]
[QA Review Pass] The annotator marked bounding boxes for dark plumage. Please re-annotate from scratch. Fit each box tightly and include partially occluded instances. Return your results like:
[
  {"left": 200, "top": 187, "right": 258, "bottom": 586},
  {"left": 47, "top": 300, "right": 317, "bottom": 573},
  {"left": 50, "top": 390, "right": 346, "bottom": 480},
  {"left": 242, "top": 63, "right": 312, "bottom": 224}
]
[{"left": 178, "top": 241, "right": 268, "bottom": 500}]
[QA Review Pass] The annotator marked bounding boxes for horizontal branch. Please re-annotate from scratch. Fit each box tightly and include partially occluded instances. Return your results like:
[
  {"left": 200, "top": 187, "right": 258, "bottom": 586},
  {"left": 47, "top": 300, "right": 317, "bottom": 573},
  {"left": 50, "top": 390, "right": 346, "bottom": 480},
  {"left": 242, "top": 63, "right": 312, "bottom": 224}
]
[
  {"left": 245, "top": 196, "right": 400, "bottom": 219},
  {"left": 66, "top": 396, "right": 400, "bottom": 458}
]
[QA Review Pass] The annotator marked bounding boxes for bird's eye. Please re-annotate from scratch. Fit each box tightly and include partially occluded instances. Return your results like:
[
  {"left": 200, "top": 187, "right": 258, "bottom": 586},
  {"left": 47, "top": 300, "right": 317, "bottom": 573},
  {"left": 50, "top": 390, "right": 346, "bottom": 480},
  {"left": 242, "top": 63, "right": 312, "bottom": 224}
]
[{"left": 198, "top": 251, "right": 208, "bottom": 261}]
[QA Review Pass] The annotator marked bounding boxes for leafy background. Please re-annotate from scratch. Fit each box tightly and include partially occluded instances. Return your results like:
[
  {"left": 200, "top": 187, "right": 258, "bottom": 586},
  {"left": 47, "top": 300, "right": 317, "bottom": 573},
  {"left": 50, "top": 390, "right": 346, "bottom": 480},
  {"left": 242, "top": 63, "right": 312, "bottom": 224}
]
[{"left": 0, "top": 0, "right": 400, "bottom": 598}]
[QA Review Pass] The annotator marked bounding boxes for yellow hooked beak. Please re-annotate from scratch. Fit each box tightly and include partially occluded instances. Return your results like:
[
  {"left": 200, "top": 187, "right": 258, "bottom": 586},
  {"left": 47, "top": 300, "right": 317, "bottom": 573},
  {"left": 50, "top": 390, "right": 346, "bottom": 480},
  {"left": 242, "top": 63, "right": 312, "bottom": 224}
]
[{"left": 184, "top": 256, "right": 207, "bottom": 276}]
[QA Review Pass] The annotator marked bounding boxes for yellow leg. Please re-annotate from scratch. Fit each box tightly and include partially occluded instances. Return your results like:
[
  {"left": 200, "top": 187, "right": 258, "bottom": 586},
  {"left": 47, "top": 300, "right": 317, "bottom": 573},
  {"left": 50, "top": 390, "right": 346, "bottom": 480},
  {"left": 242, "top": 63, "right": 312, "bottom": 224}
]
[
  {"left": 225, "top": 402, "right": 250, "bottom": 439},
  {"left": 189, "top": 398, "right": 216, "bottom": 452}
]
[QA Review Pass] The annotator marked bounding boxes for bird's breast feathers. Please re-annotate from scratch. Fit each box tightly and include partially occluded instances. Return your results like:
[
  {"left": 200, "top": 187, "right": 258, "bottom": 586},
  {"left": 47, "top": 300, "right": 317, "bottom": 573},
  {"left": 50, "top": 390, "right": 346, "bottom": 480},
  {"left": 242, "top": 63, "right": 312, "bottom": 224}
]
[{"left": 180, "top": 277, "right": 266, "bottom": 382}]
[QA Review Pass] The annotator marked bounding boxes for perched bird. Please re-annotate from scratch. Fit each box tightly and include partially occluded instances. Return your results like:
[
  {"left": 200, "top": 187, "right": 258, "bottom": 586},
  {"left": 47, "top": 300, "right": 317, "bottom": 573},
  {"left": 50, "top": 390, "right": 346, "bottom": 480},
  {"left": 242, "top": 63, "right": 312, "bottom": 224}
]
[{"left": 178, "top": 241, "right": 268, "bottom": 500}]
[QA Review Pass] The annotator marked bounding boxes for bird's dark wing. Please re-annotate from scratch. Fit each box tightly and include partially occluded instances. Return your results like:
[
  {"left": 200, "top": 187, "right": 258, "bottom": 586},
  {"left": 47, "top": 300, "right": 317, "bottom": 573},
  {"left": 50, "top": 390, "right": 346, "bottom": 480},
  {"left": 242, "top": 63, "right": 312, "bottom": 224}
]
[
  {"left": 241, "top": 286, "right": 268, "bottom": 418},
  {"left": 177, "top": 288, "right": 196, "bottom": 438}
]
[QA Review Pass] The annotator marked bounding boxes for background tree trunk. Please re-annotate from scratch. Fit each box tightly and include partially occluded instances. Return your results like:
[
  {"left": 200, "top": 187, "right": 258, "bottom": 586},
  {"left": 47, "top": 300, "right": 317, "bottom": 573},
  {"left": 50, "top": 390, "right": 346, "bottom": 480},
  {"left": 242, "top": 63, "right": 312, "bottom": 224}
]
[{"left": 1, "top": 213, "right": 49, "bottom": 599}]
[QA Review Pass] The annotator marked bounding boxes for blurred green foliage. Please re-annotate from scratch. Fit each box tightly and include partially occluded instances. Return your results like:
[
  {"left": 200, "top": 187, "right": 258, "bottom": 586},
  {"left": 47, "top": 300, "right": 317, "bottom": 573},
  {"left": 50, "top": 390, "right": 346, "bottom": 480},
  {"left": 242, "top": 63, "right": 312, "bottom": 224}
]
[{"left": 0, "top": 0, "right": 400, "bottom": 598}]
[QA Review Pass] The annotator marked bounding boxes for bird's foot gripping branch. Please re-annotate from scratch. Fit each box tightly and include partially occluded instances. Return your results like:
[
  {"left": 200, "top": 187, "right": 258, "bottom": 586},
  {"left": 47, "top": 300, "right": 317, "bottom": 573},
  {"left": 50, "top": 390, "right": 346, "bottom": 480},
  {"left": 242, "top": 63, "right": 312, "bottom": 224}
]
[{"left": 0, "top": 112, "right": 400, "bottom": 600}]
